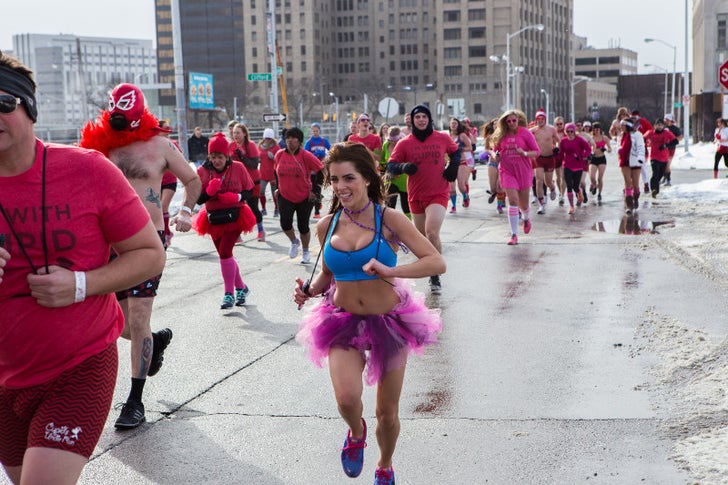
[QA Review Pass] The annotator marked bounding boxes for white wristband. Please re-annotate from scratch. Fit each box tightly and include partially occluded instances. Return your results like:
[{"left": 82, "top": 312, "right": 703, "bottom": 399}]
[
  {"left": 74, "top": 271, "right": 86, "bottom": 303},
  {"left": 179, "top": 206, "right": 193, "bottom": 215}
]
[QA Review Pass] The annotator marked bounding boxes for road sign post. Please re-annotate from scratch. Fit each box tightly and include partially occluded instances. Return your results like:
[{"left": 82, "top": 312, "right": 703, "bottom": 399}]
[
  {"left": 248, "top": 73, "right": 273, "bottom": 82},
  {"left": 263, "top": 113, "right": 287, "bottom": 122}
]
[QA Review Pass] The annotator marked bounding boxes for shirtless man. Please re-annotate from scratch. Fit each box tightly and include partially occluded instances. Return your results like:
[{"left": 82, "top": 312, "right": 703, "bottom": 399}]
[
  {"left": 529, "top": 109, "right": 561, "bottom": 214},
  {"left": 80, "top": 83, "right": 201, "bottom": 429}
]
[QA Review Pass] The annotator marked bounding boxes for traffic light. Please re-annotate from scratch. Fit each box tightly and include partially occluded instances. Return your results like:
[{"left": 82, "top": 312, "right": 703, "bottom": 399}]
[
  {"left": 323, "top": 112, "right": 329, "bottom": 121},
  {"left": 352, "top": 112, "right": 357, "bottom": 121}
]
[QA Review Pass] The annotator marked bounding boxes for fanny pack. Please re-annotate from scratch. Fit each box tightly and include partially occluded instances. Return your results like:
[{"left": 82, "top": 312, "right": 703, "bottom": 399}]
[{"left": 207, "top": 207, "right": 240, "bottom": 225}]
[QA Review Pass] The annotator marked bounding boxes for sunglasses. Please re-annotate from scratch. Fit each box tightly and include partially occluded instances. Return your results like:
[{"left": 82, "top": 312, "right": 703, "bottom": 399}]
[
  {"left": 0, "top": 94, "right": 23, "bottom": 114},
  {"left": 566, "top": 130, "right": 575, "bottom": 133}
]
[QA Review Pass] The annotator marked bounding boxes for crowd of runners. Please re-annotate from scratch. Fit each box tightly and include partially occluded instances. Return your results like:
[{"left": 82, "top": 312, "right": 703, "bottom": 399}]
[{"left": 0, "top": 49, "right": 695, "bottom": 485}]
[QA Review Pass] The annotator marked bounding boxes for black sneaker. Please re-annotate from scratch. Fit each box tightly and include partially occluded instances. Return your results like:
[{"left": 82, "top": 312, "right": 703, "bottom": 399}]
[
  {"left": 429, "top": 275, "right": 442, "bottom": 294},
  {"left": 148, "top": 328, "right": 173, "bottom": 377},
  {"left": 114, "top": 400, "right": 145, "bottom": 429},
  {"left": 235, "top": 286, "right": 250, "bottom": 307}
]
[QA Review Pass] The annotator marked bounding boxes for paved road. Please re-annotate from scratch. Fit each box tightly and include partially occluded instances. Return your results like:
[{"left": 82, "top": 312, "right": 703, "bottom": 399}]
[{"left": 23, "top": 157, "right": 718, "bottom": 484}]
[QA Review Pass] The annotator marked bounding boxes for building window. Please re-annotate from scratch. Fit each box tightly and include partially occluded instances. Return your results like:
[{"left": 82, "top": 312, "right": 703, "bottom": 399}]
[
  {"left": 719, "top": 16, "right": 728, "bottom": 48},
  {"left": 444, "top": 66, "right": 462, "bottom": 76},
  {"left": 443, "top": 29, "right": 461, "bottom": 40},
  {"left": 443, "top": 10, "right": 460, "bottom": 22},
  {"left": 474, "top": 103, "right": 482, "bottom": 114},
  {"left": 467, "top": 9, "right": 485, "bottom": 21},
  {"left": 598, "top": 56, "right": 620, "bottom": 64},
  {"left": 468, "top": 46, "right": 486, "bottom": 57},
  {"left": 444, "top": 47, "right": 461, "bottom": 59},
  {"left": 469, "top": 27, "right": 485, "bottom": 39},
  {"left": 575, "top": 57, "right": 596, "bottom": 66}
]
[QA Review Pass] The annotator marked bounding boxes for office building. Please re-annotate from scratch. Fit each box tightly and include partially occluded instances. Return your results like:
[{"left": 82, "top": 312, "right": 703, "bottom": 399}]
[
  {"left": 12, "top": 33, "right": 156, "bottom": 131},
  {"left": 160, "top": 0, "right": 573, "bottom": 127}
]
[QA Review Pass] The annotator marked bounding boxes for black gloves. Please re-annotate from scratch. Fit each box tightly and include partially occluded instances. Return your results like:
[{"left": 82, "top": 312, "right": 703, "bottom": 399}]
[
  {"left": 659, "top": 144, "right": 668, "bottom": 151},
  {"left": 387, "top": 162, "right": 418, "bottom": 176},
  {"left": 552, "top": 146, "right": 559, "bottom": 156},
  {"left": 443, "top": 161, "right": 459, "bottom": 181}
]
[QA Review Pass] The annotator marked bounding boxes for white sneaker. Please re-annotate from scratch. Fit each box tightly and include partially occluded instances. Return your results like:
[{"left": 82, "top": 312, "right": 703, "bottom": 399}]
[
  {"left": 301, "top": 250, "right": 311, "bottom": 264},
  {"left": 537, "top": 205, "right": 545, "bottom": 215},
  {"left": 289, "top": 239, "right": 300, "bottom": 258}
]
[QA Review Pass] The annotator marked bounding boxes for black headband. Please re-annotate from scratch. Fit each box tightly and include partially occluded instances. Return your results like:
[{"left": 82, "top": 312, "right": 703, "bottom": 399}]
[{"left": 0, "top": 65, "right": 38, "bottom": 122}]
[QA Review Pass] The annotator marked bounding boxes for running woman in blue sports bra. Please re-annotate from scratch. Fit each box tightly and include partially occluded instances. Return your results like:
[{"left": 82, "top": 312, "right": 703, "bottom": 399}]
[{"left": 293, "top": 142, "right": 445, "bottom": 485}]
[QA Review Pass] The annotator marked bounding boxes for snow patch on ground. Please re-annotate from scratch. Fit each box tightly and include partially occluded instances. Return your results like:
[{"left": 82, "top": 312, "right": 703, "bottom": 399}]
[{"left": 636, "top": 309, "right": 728, "bottom": 483}]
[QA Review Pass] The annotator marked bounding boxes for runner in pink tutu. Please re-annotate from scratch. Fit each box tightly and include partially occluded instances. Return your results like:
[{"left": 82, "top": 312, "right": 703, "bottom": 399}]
[
  {"left": 293, "top": 142, "right": 444, "bottom": 485},
  {"left": 191, "top": 133, "right": 256, "bottom": 309}
]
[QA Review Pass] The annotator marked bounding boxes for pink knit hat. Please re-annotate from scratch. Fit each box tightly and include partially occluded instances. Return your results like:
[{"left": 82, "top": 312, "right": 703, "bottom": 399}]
[{"left": 208, "top": 132, "right": 230, "bottom": 155}]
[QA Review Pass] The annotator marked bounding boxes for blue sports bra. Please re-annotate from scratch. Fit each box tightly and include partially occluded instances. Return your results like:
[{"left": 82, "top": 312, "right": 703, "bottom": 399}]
[{"left": 323, "top": 204, "right": 397, "bottom": 281}]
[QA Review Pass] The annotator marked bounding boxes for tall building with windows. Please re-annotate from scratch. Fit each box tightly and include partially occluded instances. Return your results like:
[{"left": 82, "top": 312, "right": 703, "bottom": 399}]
[
  {"left": 12, "top": 34, "right": 156, "bottom": 130},
  {"left": 160, "top": 0, "right": 573, "bottom": 126},
  {"left": 155, "top": 0, "right": 245, "bottom": 126}
]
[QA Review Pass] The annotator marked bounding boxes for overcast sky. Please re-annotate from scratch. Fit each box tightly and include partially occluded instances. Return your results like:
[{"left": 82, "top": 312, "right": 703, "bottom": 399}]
[{"left": 2, "top": 0, "right": 691, "bottom": 75}]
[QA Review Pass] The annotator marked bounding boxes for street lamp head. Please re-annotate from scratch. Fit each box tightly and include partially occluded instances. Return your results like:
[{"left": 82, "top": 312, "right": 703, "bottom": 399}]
[
  {"left": 644, "top": 38, "right": 655, "bottom": 43},
  {"left": 489, "top": 55, "right": 501, "bottom": 62},
  {"left": 535, "top": 24, "right": 545, "bottom": 31},
  {"left": 540, "top": 88, "right": 548, "bottom": 94}
]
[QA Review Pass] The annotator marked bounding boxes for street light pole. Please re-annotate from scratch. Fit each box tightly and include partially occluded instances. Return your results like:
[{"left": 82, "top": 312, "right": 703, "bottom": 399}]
[
  {"left": 505, "top": 24, "right": 544, "bottom": 111},
  {"left": 540, "top": 89, "right": 550, "bottom": 124},
  {"left": 645, "top": 37, "right": 677, "bottom": 117},
  {"left": 330, "top": 92, "right": 339, "bottom": 141},
  {"left": 683, "top": 0, "right": 691, "bottom": 155},
  {"left": 645, "top": 64, "right": 669, "bottom": 116}
]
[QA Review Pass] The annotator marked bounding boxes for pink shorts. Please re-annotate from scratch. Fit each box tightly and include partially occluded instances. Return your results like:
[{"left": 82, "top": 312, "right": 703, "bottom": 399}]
[
  {"left": 408, "top": 194, "right": 449, "bottom": 214},
  {"left": 0, "top": 343, "right": 118, "bottom": 466}
]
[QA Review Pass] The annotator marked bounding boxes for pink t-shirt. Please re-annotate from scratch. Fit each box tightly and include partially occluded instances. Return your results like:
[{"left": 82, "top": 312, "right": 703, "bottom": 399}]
[
  {"left": 274, "top": 148, "right": 324, "bottom": 203},
  {"left": 197, "top": 160, "right": 254, "bottom": 211},
  {"left": 230, "top": 140, "right": 261, "bottom": 182},
  {"left": 388, "top": 131, "right": 459, "bottom": 199},
  {"left": 0, "top": 139, "right": 150, "bottom": 388},
  {"left": 258, "top": 143, "right": 280, "bottom": 182},
  {"left": 495, "top": 127, "right": 540, "bottom": 190},
  {"left": 349, "top": 133, "right": 382, "bottom": 153},
  {"left": 558, "top": 136, "right": 592, "bottom": 171},
  {"left": 643, "top": 129, "right": 676, "bottom": 163}
]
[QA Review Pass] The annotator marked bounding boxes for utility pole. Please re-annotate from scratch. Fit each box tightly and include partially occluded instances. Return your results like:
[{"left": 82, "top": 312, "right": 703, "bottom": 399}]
[
  {"left": 171, "top": 0, "right": 189, "bottom": 160},
  {"left": 267, "top": 0, "right": 279, "bottom": 135}
]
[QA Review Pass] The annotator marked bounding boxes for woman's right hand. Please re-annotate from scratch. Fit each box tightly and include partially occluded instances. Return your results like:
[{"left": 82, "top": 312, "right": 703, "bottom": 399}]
[
  {"left": 206, "top": 177, "right": 223, "bottom": 196},
  {"left": 0, "top": 246, "right": 10, "bottom": 284},
  {"left": 294, "top": 277, "right": 310, "bottom": 309}
]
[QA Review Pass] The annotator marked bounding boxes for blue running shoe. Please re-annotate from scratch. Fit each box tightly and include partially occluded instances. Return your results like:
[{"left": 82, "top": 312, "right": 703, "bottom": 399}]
[
  {"left": 235, "top": 286, "right": 250, "bottom": 307},
  {"left": 341, "top": 418, "right": 367, "bottom": 477},
  {"left": 374, "top": 466, "right": 395, "bottom": 485}
]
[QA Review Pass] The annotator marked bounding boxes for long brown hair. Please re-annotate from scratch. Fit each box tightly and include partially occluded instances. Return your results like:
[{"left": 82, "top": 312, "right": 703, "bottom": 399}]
[{"left": 324, "top": 142, "right": 385, "bottom": 214}]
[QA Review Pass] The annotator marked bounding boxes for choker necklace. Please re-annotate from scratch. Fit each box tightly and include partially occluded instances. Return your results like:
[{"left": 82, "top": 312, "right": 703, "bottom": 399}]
[
  {"left": 342, "top": 198, "right": 371, "bottom": 216},
  {"left": 341, "top": 200, "right": 409, "bottom": 253}
]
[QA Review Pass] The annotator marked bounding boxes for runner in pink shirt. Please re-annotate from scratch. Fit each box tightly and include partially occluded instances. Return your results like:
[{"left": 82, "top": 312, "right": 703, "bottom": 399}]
[
  {"left": 386, "top": 104, "right": 460, "bottom": 293},
  {"left": 491, "top": 110, "right": 540, "bottom": 245}
]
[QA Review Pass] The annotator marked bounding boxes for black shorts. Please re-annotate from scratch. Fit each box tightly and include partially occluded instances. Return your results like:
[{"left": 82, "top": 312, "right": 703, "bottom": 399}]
[
  {"left": 589, "top": 155, "right": 607, "bottom": 166},
  {"left": 114, "top": 231, "right": 165, "bottom": 300}
]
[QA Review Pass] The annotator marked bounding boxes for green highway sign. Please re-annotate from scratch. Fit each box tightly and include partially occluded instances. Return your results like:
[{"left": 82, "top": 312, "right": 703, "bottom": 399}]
[
  {"left": 248, "top": 73, "right": 273, "bottom": 82},
  {"left": 674, "top": 102, "right": 683, "bottom": 108}
]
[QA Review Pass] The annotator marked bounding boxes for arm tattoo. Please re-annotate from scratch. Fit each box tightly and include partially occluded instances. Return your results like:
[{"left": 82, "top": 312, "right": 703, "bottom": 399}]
[{"left": 145, "top": 187, "right": 162, "bottom": 208}]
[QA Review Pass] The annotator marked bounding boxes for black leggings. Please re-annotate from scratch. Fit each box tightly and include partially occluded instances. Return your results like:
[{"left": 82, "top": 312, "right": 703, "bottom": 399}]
[
  {"left": 714, "top": 151, "right": 728, "bottom": 171},
  {"left": 246, "top": 189, "right": 263, "bottom": 224},
  {"left": 278, "top": 195, "right": 314, "bottom": 234},
  {"left": 650, "top": 160, "right": 667, "bottom": 193},
  {"left": 386, "top": 183, "right": 410, "bottom": 214},
  {"left": 563, "top": 168, "right": 582, "bottom": 193}
]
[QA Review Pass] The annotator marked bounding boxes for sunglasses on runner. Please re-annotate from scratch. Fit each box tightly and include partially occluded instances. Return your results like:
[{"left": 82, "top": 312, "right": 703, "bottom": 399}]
[{"left": 0, "top": 94, "right": 23, "bottom": 114}]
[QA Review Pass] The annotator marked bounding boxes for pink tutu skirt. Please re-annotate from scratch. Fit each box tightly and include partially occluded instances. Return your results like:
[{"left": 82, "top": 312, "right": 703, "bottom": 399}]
[
  {"left": 296, "top": 279, "right": 442, "bottom": 386},
  {"left": 191, "top": 204, "right": 256, "bottom": 239}
]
